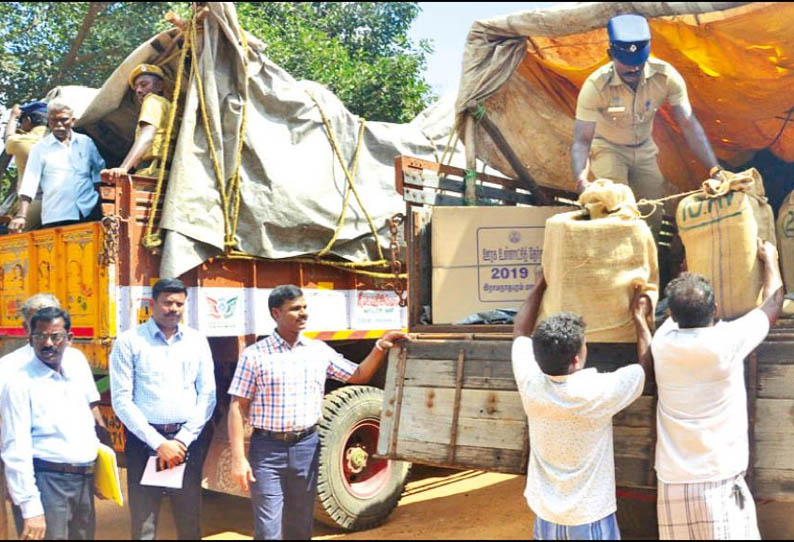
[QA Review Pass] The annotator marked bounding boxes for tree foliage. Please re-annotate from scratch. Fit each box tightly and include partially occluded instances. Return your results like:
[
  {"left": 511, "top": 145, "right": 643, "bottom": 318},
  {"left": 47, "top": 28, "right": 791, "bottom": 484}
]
[
  {"left": 1, "top": 1, "right": 434, "bottom": 123},
  {"left": 0, "top": 2, "right": 175, "bottom": 105},
  {"left": 236, "top": 2, "right": 435, "bottom": 123}
]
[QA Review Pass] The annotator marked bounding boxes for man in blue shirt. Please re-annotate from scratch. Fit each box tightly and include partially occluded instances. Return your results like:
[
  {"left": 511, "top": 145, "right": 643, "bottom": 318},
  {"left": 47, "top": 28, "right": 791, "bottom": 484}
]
[
  {"left": 0, "top": 307, "right": 100, "bottom": 540},
  {"left": 9, "top": 100, "right": 105, "bottom": 233},
  {"left": 110, "top": 278, "right": 216, "bottom": 540}
]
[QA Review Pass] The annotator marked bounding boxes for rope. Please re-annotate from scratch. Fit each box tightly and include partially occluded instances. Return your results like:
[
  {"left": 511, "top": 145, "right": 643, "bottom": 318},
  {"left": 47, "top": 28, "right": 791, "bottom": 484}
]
[
  {"left": 636, "top": 189, "right": 701, "bottom": 219},
  {"left": 190, "top": 21, "right": 231, "bottom": 247},
  {"left": 141, "top": 18, "right": 192, "bottom": 249},
  {"left": 227, "top": 28, "right": 250, "bottom": 248},
  {"left": 305, "top": 91, "right": 385, "bottom": 261},
  {"left": 437, "top": 122, "right": 460, "bottom": 167},
  {"left": 316, "top": 118, "right": 366, "bottom": 257}
]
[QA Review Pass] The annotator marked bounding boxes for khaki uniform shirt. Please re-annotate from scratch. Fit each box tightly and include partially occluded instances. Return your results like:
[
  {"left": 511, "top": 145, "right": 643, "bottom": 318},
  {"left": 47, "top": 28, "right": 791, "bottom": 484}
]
[
  {"left": 5, "top": 125, "right": 48, "bottom": 181},
  {"left": 575, "top": 58, "right": 689, "bottom": 146},
  {"left": 136, "top": 93, "right": 171, "bottom": 164}
]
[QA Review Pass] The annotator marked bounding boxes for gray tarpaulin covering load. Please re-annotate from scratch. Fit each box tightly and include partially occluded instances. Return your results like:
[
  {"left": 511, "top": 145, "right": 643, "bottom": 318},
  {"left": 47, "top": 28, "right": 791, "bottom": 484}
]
[{"left": 76, "top": 2, "right": 473, "bottom": 278}]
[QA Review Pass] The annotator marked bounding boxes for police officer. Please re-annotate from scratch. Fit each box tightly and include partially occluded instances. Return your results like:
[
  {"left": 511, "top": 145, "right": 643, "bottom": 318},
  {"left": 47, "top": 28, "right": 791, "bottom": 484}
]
[
  {"left": 103, "top": 64, "right": 171, "bottom": 181},
  {"left": 571, "top": 14, "right": 722, "bottom": 209}
]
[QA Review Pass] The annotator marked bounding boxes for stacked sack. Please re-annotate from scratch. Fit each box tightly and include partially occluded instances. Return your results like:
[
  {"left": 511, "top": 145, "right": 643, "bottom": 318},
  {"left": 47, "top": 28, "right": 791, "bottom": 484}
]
[
  {"left": 537, "top": 179, "right": 659, "bottom": 343},
  {"left": 777, "top": 189, "right": 794, "bottom": 294},
  {"left": 677, "top": 168, "right": 775, "bottom": 320}
]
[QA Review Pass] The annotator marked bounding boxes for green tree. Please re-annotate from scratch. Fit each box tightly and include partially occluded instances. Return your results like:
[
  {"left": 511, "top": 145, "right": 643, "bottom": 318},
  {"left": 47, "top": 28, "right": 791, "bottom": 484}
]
[
  {"left": 0, "top": 2, "right": 177, "bottom": 105},
  {"left": 1, "top": 2, "right": 434, "bottom": 122},
  {"left": 236, "top": 2, "right": 435, "bottom": 123}
]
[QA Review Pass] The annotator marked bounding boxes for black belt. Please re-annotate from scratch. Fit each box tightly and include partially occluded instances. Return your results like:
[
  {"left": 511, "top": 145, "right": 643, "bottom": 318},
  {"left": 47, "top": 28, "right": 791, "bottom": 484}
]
[
  {"left": 33, "top": 459, "right": 95, "bottom": 475},
  {"left": 253, "top": 424, "right": 318, "bottom": 443},
  {"left": 151, "top": 422, "right": 184, "bottom": 434},
  {"left": 623, "top": 138, "right": 650, "bottom": 148}
]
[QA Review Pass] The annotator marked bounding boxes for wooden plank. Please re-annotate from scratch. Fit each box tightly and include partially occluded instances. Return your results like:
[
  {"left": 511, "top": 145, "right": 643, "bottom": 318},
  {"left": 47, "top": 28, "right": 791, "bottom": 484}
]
[
  {"left": 407, "top": 340, "right": 513, "bottom": 361},
  {"left": 758, "top": 364, "right": 794, "bottom": 399},
  {"left": 754, "top": 341, "right": 794, "bottom": 364},
  {"left": 392, "top": 411, "right": 526, "bottom": 451},
  {"left": 615, "top": 456, "right": 656, "bottom": 490},
  {"left": 613, "top": 396, "right": 656, "bottom": 428},
  {"left": 614, "top": 426, "right": 654, "bottom": 460},
  {"left": 752, "top": 468, "right": 794, "bottom": 501},
  {"left": 400, "top": 387, "right": 526, "bottom": 423},
  {"left": 753, "top": 399, "right": 794, "bottom": 470},
  {"left": 389, "top": 347, "right": 409, "bottom": 456},
  {"left": 448, "top": 349, "right": 466, "bottom": 463},
  {"left": 377, "top": 348, "right": 399, "bottom": 456},
  {"left": 403, "top": 358, "right": 517, "bottom": 391},
  {"left": 386, "top": 439, "right": 525, "bottom": 474}
]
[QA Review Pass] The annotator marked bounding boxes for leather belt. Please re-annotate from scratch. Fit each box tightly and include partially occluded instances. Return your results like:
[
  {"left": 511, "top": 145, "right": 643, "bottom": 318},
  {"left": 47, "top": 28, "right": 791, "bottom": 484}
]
[
  {"left": 253, "top": 424, "right": 318, "bottom": 443},
  {"left": 33, "top": 459, "right": 95, "bottom": 475},
  {"left": 151, "top": 422, "right": 184, "bottom": 434}
]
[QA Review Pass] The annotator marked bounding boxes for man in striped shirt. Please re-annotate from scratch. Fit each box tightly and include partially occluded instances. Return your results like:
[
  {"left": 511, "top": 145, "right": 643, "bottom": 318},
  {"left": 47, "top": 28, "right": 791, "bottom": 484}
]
[{"left": 227, "top": 284, "right": 407, "bottom": 540}]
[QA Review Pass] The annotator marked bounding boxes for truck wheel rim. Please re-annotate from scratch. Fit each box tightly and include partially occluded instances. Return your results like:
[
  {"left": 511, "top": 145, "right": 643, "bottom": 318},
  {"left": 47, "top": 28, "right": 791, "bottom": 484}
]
[{"left": 341, "top": 418, "right": 391, "bottom": 499}]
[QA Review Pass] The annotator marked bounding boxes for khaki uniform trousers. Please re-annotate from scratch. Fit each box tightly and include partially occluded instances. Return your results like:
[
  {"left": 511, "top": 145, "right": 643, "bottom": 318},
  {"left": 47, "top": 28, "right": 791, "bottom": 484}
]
[{"left": 589, "top": 137, "right": 675, "bottom": 236}]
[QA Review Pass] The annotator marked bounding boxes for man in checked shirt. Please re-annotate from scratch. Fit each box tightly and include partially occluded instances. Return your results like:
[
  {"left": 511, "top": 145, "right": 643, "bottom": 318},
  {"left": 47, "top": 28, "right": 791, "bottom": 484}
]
[{"left": 227, "top": 284, "right": 408, "bottom": 540}]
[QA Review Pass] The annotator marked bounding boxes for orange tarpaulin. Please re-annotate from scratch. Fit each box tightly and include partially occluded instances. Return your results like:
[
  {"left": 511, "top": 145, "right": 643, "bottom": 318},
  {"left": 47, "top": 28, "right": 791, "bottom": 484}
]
[{"left": 458, "top": 2, "right": 794, "bottom": 192}]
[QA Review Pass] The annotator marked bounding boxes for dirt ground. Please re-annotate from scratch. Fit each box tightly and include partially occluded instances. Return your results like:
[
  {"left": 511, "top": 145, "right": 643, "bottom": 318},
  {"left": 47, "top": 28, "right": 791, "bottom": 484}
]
[
  {"left": 89, "top": 465, "right": 532, "bottom": 540},
  {"left": 4, "top": 465, "right": 793, "bottom": 540}
]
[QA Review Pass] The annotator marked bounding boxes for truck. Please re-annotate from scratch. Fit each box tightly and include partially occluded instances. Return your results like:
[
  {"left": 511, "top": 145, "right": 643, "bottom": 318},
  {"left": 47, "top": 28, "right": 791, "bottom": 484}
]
[
  {"left": 0, "top": 3, "right": 472, "bottom": 532},
  {"left": 375, "top": 1, "right": 794, "bottom": 538}
]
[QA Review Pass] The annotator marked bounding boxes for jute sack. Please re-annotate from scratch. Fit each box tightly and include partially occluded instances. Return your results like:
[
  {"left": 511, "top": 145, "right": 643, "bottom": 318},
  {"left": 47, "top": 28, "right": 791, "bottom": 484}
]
[
  {"left": 777, "top": 189, "right": 794, "bottom": 294},
  {"left": 677, "top": 168, "right": 775, "bottom": 320},
  {"left": 537, "top": 179, "right": 659, "bottom": 343}
]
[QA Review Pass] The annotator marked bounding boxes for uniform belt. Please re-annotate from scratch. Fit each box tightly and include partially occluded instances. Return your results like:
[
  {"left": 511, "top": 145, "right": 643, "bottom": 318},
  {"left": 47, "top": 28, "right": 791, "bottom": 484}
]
[
  {"left": 151, "top": 422, "right": 184, "bottom": 434},
  {"left": 623, "top": 138, "right": 649, "bottom": 148},
  {"left": 253, "top": 424, "right": 318, "bottom": 443},
  {"left": 33, "top": 459, "right": 95, "bottom": 475}
]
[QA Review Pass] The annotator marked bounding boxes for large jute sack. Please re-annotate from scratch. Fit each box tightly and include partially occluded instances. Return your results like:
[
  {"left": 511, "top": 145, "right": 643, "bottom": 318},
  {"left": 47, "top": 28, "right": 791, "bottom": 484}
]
[
  {"left": 537, "top": 179, "right": 659, "bottom": 343},
  {"left": 777, "top": 189, "right": 794, "bottom": 294},
  {"left": 677, "top": 168, "right": 775, "bottom": 320}
]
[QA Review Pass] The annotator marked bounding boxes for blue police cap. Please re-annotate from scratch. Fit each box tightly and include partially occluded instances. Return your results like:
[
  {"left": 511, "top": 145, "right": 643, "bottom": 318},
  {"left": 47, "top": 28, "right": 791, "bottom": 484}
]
[
  {"left": 607, "top": 14, "right": 651, "bottom": 66},
  {"left": 20, "top": 101, "right": 48, "bottom": 117}
]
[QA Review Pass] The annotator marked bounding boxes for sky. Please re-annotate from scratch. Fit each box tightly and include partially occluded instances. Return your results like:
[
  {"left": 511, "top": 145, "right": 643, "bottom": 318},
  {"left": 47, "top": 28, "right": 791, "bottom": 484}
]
[{"left": 408, "top": 2, "right": 562, "bottom": 98}]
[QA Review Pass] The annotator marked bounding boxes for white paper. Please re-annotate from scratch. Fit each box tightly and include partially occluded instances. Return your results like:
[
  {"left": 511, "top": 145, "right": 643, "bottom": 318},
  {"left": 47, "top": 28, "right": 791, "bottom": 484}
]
[{"left": 140, "top": 456, "right": 186, "bottom": 489}]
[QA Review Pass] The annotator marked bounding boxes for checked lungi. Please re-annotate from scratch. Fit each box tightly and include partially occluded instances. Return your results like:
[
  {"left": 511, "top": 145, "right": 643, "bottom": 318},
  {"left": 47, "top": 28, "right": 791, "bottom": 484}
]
[
  {"left": 533, "top": 512, "right": 621, "bottom": 540},
  {"left": 657, "top": 473, "right": 760, "bottom": 540}
]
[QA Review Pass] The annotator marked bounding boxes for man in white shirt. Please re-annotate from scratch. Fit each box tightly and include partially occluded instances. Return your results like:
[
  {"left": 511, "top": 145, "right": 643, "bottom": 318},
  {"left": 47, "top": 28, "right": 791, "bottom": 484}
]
[
  {"left": 0, "top": 293, "right": 108, "bottom": 539},
  {"left": 512, "top": 273, "right": 654, "bottom": 539},
  {"left": 1, "top": 308, "right": 101, "bottom": 540},
  {"left": 8, "top": 100, "right": 105, "bottom": 233},
  {"left": 651, "top": 239, "right": 783, "bottom": 540}
]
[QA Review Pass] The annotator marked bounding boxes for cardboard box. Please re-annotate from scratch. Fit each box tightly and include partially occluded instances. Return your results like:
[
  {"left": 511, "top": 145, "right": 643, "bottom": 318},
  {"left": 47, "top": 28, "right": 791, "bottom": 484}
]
[{"left": 431, "top": 206, "right": 571, "bottom": 324}]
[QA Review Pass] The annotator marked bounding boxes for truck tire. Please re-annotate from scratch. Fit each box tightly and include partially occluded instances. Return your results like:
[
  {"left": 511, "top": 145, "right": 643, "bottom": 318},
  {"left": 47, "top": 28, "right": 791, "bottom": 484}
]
[{"left": 315, "top": 385, "right": 410, "bottom": 531}]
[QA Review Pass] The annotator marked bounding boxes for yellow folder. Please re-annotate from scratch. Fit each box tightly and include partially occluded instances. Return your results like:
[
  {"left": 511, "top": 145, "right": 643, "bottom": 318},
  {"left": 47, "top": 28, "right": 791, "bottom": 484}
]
[{"left": 95, "top": 443, "right": 124, "bottom": 506}]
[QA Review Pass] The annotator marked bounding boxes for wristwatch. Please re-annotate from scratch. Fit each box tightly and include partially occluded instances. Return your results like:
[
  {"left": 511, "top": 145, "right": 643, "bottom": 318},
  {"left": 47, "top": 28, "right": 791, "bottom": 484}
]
[{"left": 709, "top": 165, "right": 724, "bottom": 177}]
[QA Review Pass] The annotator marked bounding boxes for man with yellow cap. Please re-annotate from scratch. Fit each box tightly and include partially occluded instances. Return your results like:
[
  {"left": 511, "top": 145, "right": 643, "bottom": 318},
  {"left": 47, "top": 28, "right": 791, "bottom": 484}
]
[
  {"left": 571, "top": 14, "right": 722, "bottom": 202},
  {"left": 103, "top": 64, "right": 171, "bottom": 181}
]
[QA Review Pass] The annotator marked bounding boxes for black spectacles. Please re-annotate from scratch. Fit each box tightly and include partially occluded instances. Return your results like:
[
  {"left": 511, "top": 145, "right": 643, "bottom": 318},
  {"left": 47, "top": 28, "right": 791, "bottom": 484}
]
[{"left": 31, "top": 332, "right": 69, "bottom": 344}]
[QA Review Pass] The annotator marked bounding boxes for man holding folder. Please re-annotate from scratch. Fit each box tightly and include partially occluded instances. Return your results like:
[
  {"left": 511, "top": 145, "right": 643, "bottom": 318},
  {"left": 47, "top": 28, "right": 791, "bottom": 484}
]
[{"left": 0, "top": 307, "right": 100, "bottom": 540}]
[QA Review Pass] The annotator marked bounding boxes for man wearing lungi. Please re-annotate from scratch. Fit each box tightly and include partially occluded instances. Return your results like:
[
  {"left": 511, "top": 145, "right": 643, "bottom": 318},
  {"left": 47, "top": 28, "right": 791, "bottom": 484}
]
[{"left": 650, "top": 240, "right": 784, "bottom": 539}]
